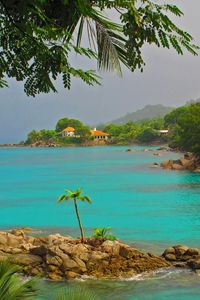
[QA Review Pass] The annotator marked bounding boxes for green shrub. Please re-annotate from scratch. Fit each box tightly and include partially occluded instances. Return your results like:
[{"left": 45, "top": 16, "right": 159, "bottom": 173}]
[{"left": 92, "top": 227, "right": 117, "bottom": 241}]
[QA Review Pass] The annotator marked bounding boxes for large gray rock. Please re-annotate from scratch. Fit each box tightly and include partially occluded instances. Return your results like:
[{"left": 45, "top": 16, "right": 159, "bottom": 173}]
[
  {"left": 48, "top": 234, "right": 73, "bottom": 245},
  {"left": 73, "top": 257, "right": 87, "bottom": 272},
  {"left": 7, "top": 234, "right": 23, "bottom": 248},
  {"left": 163, "top": 247, "right": 176, "bottom": 256},
  {"left": 101, "top": 240, "right": 121, "bottom": 256},
  {"left": 90, "top": 250, "right": 109, "bottom": 261},
  {"left": 0, "top": 234, "right": 8, "bottom": 245},
  {"left": 30, "top": 245, "right": 48, "bottom": 256},
  {"left": 61, "top": 254, "right": 79, "bottom": 270},
  {"left": 10, "top": 229, "right": 25, "bottom": 237},
  {"left": 187, "top": 259, "right": 200, "bottom": 269},
  {"left": 60, "top": 243, "right": 91, "bottom": 259},
  {"left": 172, "top": 163, "right": 184, "bottom": 171},
  {"left": 65, "top": 271, "right": 80, "bottom": 279},
  {"left": 164, "top": 254, "right": 177, "bottom": 261},
  {"left": 119, "top": 245, "right": 138, "bottom": 259},
  {"left": 174, "top": 245, "right": 189, "bottom": 256},
  {"left": 46, "top": 254, "right": 63, "bottom": 267},
  {"left": 10, "top": 254, "right": 42, "bottom": 266},
  {"left": 186, "top": 248, "right": 200, "bottom": 256}
]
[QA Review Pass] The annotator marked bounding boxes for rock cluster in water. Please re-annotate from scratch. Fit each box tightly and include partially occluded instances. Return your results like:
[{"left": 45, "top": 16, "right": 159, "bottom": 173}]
[
  {"left": 30, "top": 141, "right": 60, "bottom": 147},
  {"left": 0, "top": 229, "right": 169, "bottom": 280},
  {"left": 162, "top": 245, "right": 200, "bottom": 272},
  {"left": 161, "top": 153, "right": 200, "bottom": 172}
]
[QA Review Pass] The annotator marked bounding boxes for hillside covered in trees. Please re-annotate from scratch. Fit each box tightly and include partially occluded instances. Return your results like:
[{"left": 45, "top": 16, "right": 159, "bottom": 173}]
[
  {"left": 26, "top": 117, "right": 167, "bottom": 146},
  {"left": 110, "top": 105, "right": 174, "bottom": 124},
  {"left": 25, "top": 102, "right": 200, "bottom": 152},
  {"left": 164, "top": 102, "right": 200, "bottom": 156}
]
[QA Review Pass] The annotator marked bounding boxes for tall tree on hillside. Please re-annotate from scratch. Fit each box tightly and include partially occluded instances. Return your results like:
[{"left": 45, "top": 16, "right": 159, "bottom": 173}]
[
  {"left": 0, "top": 0, "right": 198, "bottom": 96},
  {"left": 57, "top": 188, "right": 92, "bottom": 242}
]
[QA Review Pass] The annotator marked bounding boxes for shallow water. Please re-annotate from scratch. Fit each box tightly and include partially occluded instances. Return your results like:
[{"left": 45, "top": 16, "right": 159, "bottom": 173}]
[
  {"left": 1, "top": 145, "right": 200, "bottom": 299},
  {"left": 40, "top": 268, "right": 200, "bottom": 300}
]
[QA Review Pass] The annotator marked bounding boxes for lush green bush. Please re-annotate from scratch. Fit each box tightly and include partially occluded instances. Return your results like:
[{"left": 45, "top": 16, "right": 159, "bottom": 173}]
[
  {"left": 26, "top": 116, "right": 168, "bottom": 145},
  {"left": 104, "top": 119, "right": 164, "bottom": 144},
  {"left": 92, "top": 227, "right": 117, "bottom": 241},
  {"left": 55, "top": 118, "right": 85, "bottom": 133},
  {"left": 26, "top": 129, "right": 57, "bottom": 144},
  {"left": 165, "top": 103, "right": 200, "bottom": 156},
  {"left": 137, "top": 128, "right": 160, "bottom": 143}
]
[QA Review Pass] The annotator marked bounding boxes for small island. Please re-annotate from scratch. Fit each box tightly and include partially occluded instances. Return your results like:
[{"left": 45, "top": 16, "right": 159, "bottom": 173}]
[{"left": 1, "top": 228, "right": 200, "bottom": 281}]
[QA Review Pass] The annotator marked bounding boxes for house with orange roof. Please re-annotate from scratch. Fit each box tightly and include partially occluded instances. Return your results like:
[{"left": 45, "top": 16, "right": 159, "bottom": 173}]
[
  {"left": 90, "top": 128, "right": 110, "bottom": 140},
  {"left": 62, "top": 126, "right": 75, "bottom": 137}
]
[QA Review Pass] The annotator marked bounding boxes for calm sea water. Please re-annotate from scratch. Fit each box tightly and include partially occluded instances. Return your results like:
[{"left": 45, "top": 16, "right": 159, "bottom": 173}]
[{"left": 1, "top": 145, "right": 200, "bottom": 299}]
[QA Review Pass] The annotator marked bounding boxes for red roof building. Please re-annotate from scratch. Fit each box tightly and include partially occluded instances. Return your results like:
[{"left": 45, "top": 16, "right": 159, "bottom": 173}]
[{"left": 90, "top": 128, "right": 109, "bottom": 140}]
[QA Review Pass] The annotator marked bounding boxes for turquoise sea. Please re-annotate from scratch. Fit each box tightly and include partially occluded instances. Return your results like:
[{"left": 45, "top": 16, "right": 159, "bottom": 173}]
[{"left": 0, "top": 145, "right": 200, "bottom": 299}]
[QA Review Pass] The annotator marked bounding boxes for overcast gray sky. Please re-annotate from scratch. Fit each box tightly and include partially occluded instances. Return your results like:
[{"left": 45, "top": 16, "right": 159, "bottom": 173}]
[{"left": 0, "top": 1, "right": 200, "bottom": 143}]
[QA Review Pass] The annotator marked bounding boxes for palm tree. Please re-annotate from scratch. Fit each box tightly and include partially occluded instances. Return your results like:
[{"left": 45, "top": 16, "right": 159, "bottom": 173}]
[
  {"left": 0, "top": 1, "right": 197, "bottom": 96},
  {"left": 0, "top": 260, "right": 38, "bottom": 300},
  {"left": 57, "top": 188, "right": 92, "bottom": 243}
]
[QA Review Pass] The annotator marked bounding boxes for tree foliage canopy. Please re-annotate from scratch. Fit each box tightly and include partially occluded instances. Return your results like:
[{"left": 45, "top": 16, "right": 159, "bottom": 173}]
[
  {"left": 164, "top": 103, "right": 200, "bottom": 155},
  {"left": 55, "top": 117, "right": 90, "bottom": 135},
  {"left": 104, "top": 118, "right": 163, "bottom": 143},
  {"left": 0, "top": 0, "right": 198, "bottom": 96},
  {"left": 26, "top": 116, "right": 165, "bottom": 145}
]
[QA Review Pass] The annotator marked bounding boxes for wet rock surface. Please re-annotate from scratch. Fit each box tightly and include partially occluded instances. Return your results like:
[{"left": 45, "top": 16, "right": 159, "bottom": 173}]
[
  {"left": 162, "top": 245, "right": 200, "bottom": 271},
  {"left": 161, "top": 153, "right": 200, "bottom": 172},
  {"left": 0, "top": 229, "right": 170, "bottom": 281}
]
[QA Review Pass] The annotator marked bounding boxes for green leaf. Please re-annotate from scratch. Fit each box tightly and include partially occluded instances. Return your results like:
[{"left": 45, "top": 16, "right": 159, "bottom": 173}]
[{"left": 57, "top": 195, "right": 66, "bottom": 203}]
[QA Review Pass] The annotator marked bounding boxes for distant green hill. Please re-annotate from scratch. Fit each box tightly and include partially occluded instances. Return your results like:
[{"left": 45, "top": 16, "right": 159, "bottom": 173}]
[{"left": 110, "top": 104, "right": 174, "bottom": 124}]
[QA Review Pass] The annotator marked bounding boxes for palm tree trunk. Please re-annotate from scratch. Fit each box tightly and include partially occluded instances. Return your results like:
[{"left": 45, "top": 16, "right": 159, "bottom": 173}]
[{"left": 74, "top": 199, "right": 84, "bottom": 242}]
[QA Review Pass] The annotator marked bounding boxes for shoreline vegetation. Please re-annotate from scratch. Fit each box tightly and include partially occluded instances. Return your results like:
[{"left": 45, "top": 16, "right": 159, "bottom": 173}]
[
  {"left": 2, "top": 101, "right": 200, "bottom": 172},
  {"left": 1, "top": 101, "right": 200, "bottom": 153},
  {"left": 0, "top": 228, "right": 200, "bottom": 281},
  {"left": 23, "top": 116, "right": 169, "bottom": 148}
]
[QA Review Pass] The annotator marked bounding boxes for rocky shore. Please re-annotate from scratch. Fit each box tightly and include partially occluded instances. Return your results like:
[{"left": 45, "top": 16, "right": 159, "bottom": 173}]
[
  {"left": 1, "top": 229, "right": 200, "bottom": 281},
  {"left": 162, "top": 245, "right": 200, "bottom": 272},
  {"left": 0, "top": 140, "right": 110, "bottom": 148},
  {"left": 0, "top": 229, "right": 169, "bottom": 280},
  {"left": 161, "top": 153, "right": 200, "bottom": 172}
]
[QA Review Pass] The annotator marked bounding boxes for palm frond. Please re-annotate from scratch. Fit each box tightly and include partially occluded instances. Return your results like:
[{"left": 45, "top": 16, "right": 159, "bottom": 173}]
[
  {"left": 84, "top": 9, "right": 127, "bottom": 75},
  {"left": 64, "top": 189, "right": 73, "bottom": 194},
  {"left": 76, "top": 16, "right": 85, "bottom": 48},
  {"left": 0, "top": 260, "right": 38, "bottom": 300},
  {"left": 57, "top": 194, "right": 66, "bottom": 203},
  {"left": 79, "top": 196, "right": 92, "bottom": 204},
  {"left": 76, "top": 187, "right": 83, "bottom": 196},
  {"left": 49, "top": 286, "right": 99, "bottom": 300}
]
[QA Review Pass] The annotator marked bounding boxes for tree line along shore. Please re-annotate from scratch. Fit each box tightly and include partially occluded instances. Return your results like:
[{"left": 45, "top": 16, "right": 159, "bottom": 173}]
[{"left": 1, "top": 102, "right": 199, "bottom": 153}]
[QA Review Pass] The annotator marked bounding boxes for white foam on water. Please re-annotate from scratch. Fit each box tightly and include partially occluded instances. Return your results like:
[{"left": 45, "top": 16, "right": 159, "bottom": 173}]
[
  {"left": 120, "top": 267, "right": 192, "bottom": 282},
  {"left": 65, "top": 267, "right": 193, "bottom": 283}
]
